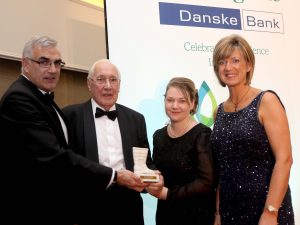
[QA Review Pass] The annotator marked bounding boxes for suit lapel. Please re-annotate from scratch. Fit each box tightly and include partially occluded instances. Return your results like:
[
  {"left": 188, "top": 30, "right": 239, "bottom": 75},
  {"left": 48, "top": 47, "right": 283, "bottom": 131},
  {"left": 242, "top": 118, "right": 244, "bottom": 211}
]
[
  {"left": 83, "top": 101, "right": 99, "bottom": 163},
  {"left": 116, "top": 105, "right": 134, "bottom": 170},
  {"left": 20, "top": 76, "right": 68, "bottom": 146}
]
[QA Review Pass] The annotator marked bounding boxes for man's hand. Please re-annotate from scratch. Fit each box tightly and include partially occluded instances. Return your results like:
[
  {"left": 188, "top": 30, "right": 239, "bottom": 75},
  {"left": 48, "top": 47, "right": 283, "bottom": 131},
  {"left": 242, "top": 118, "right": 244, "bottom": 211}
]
[{"left": 115, "top": 169, "right": 149, "bottom": 192}]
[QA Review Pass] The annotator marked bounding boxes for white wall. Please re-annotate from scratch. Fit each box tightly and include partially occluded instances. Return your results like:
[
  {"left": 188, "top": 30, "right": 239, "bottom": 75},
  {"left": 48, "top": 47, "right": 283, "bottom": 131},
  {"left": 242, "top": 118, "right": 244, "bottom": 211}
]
[{"left": 0, "top": 0, "right": 106, "bottom": 71}]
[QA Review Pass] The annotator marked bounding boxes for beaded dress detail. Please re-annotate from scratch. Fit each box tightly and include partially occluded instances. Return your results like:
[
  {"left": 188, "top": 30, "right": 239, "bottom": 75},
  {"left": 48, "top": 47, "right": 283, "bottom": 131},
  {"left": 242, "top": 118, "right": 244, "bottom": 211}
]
[{"left": 210, "top": 91, "right": 294, "bottom": 225}]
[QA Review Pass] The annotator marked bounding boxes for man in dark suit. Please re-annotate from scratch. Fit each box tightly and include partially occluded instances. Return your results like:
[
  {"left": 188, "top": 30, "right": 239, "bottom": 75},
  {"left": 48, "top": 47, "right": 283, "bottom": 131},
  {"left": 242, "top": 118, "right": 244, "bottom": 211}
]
[
  {"left": 63, "top": 59, "right": 161, "bottom": 225},
  {"left": 0, "top": 36, "right": 148, "bottom": 225}
]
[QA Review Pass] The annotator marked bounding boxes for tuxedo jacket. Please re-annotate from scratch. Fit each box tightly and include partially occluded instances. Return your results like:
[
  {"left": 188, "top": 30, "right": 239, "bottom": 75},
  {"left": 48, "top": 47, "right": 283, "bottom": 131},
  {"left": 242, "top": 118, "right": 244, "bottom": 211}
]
[
  {"left": 0, "top": 76, "right": 113, "bottom": 225},
  {"left": 63, "top": 100, "right": 154, "bottom": 225}
]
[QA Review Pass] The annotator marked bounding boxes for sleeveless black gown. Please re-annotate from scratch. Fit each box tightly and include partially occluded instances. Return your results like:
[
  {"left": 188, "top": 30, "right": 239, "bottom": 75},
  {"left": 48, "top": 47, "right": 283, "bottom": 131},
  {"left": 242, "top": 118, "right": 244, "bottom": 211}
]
[{"left": 210, "top": 91, "right": 294, "bottom": 225}]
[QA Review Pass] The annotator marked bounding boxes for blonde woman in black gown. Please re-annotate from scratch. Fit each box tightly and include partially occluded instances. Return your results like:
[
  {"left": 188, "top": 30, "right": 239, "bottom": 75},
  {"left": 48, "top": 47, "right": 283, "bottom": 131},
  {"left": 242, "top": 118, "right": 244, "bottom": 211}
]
[{"left": 210, "top": 34, "right": 294, "bottom": 225}]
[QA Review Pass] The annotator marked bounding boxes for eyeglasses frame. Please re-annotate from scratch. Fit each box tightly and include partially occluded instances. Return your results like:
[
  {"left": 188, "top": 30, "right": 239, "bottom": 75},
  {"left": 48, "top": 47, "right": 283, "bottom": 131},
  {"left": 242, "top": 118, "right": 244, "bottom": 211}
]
[{"left": 27, "top": 57, "right": 66, "bottom": 69}]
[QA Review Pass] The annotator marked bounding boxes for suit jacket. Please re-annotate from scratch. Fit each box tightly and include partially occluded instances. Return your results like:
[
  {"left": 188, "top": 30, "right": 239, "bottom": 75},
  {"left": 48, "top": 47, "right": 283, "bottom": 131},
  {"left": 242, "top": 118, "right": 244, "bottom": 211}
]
[
  {"left": 63, "top": 100, "right": 154, "bottom": 225},
  {"left": 0, "top": 76, "right": 113, "bottom": 225}
]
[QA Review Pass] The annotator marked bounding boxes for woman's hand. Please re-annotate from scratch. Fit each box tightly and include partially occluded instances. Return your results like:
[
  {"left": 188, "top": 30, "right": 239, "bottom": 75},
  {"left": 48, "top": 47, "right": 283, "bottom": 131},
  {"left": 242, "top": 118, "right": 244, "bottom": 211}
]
[{"left": 146, "top": 174, "right": 168, "bottom": 200}]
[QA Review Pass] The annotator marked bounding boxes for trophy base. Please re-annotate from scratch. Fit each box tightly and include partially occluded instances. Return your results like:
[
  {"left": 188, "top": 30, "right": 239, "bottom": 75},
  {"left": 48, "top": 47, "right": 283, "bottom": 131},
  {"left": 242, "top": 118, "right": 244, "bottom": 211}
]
[{"left": 139, "top": 173, "right": 159, "bottom": 183}]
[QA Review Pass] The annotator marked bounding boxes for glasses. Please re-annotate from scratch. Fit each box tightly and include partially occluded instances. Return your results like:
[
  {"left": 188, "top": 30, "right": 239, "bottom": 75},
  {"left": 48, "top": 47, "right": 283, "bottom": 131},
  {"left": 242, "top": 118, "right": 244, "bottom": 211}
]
[
  {"left": 90, "top": 76, "right": 120, "bottom": 85},
  {"left": 28, "top": 57, "right": 65, "bottom": 69}
]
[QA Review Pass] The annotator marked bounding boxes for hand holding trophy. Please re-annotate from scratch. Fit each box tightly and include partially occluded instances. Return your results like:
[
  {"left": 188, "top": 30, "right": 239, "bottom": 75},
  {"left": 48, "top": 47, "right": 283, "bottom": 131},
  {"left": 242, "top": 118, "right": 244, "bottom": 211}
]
[{"left": 133, "top": 147, "right": 159, "bottom": 182}]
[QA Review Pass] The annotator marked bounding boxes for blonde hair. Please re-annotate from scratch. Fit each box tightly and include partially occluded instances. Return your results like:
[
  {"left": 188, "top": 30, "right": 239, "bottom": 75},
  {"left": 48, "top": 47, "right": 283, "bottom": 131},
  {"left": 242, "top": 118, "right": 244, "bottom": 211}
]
[{"left": 212, "top": 34, "right": 255, "bottom": 87}]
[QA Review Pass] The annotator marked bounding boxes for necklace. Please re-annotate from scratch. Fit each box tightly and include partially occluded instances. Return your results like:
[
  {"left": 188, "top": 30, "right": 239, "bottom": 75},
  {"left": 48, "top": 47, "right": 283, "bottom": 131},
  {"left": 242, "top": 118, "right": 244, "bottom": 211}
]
[
  {"left": 168, "top": 119, "right": 192, "bottom": 138},
  {"left": 230, "top": 87, "right": 251, "bottom": 112}
]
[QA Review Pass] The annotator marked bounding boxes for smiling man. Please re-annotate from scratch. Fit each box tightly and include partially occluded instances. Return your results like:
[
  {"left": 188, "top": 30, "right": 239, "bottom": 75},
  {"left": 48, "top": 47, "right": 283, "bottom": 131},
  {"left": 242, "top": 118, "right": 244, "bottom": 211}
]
[
  {"left": 62, "top": 59, "right": 163, "bottom": 225},
  {"left": 0, "top": 36, "right": 148, "bottom": 225}
]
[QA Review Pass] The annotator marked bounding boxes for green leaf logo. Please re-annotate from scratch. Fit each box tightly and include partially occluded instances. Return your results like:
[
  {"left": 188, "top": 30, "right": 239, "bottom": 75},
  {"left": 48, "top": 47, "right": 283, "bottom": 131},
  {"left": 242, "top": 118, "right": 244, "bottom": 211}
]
[{"left": 195, "top": 81, "right": 217, "bottom": 127}]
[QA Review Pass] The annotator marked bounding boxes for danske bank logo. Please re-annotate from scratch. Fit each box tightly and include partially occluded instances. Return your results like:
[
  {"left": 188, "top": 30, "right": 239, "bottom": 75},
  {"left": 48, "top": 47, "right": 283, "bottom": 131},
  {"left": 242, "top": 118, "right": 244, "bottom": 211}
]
[{"left": 159, "top": 2, "right": 284, "bottom": 33}]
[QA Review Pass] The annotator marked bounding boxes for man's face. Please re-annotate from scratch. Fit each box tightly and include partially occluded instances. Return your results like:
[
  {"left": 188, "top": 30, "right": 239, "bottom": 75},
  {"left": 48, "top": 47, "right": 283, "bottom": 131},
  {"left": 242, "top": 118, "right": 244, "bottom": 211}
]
[
  {"left": 22, "top": 45, "right": 63, "bottom": 92},
  {"left": 87, "top": 61, "right": 121, "bottom": 111}
]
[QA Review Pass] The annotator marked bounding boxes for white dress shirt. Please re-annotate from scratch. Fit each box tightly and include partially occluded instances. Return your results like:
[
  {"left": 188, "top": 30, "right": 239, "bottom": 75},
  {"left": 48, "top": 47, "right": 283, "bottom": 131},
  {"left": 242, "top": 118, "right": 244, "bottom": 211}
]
[{"left": 91, "top": 99, "right": 125, "bottom": 171}]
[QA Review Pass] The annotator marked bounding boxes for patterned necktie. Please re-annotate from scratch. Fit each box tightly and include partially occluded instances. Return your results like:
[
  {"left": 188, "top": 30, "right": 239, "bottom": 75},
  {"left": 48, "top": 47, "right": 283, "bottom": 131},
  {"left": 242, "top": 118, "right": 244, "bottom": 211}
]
[{"left": 95, "top": 107, "right": 118, "bottom": 121}]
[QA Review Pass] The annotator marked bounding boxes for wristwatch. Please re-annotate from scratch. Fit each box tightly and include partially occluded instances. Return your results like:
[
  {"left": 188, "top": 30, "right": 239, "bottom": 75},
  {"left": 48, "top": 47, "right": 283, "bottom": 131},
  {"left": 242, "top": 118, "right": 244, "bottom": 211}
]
[{"left": 265, "top": 205, "right": 279, "bottom": 212}]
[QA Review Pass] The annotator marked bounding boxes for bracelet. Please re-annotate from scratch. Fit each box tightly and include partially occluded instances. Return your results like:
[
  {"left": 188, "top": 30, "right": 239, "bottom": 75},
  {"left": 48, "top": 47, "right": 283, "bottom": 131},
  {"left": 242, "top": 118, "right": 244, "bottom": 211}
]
[
  {"left": 265, "top": 205, "right": 279, "bottom": 212},
  {"left": 215, "top": 210, "right": 220, "bottom": 216}
]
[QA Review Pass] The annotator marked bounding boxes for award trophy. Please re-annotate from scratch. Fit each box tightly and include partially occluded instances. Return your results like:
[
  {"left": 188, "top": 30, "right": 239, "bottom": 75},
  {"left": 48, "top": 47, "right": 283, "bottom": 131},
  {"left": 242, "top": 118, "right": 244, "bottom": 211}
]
[{"left": 133, "top": 147, "right": 159, "bottom": 182}]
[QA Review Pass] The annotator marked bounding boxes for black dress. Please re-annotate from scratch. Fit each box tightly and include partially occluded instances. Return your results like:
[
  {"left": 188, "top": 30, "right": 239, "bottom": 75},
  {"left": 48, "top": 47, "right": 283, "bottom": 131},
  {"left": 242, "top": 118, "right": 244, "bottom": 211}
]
[
  {"left": 210, "top": 91, "right": 294, "bottom": 225},
  {"left": 153, "top": 123, "right": 216, "bottom": 225}
]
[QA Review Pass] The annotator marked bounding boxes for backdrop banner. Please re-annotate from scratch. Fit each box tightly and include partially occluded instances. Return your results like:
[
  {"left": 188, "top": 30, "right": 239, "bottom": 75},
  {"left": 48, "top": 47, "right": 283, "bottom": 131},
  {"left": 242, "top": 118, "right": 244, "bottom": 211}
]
[{"left": 105, "top": 1, "right": 300, "bottom": 224}]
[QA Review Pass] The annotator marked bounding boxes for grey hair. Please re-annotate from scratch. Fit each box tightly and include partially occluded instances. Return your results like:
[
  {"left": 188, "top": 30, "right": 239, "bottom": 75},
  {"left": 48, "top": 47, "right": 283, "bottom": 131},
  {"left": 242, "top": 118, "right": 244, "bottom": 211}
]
[
  {"left": 22, "top": 35, "right": 58, "bottom": 58},
  {"left": 21, "top": 36, "right": 58, "bottom": 74},
  {"left": 87, "top": 58, "right": 121, "bottom": 79}
]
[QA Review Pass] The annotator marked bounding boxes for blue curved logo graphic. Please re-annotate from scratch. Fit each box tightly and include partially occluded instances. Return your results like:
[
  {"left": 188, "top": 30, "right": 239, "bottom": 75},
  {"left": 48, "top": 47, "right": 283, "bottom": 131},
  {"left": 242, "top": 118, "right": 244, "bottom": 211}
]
[{"left": 195, "top": 81, "right": 217, "bottom": 127}]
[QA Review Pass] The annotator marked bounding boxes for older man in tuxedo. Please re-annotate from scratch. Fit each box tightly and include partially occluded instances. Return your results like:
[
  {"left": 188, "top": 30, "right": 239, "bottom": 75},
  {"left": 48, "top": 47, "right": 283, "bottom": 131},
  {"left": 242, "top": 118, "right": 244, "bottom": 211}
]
[
  {"left": 63, "top": 59, "right": 162, "bottom": 225},
  {"left": 0, "top": 36, "right": 148, "bottom": 225}
]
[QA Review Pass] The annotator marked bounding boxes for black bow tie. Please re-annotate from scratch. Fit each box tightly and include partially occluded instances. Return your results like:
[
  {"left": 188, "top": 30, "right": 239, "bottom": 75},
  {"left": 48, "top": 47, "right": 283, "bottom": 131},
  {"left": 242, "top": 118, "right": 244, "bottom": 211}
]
[
  {"left": 44, "top": 92, "right": 54, "bottom": 104},
  {"left": 95, "top": 107, "right": 118, "bottom": 121}
]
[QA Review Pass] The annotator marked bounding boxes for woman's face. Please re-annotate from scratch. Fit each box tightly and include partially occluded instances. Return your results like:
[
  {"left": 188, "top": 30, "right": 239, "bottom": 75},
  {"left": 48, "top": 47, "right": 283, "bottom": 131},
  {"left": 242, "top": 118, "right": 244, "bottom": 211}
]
[
  {"left": 217, "top": 48, "right": 251, "bottom": 87},
  {"left": 164, "top": 86, "right": 194, "bottom": 122}
]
